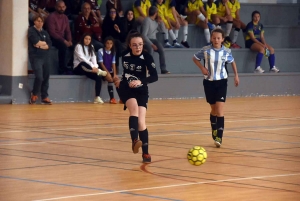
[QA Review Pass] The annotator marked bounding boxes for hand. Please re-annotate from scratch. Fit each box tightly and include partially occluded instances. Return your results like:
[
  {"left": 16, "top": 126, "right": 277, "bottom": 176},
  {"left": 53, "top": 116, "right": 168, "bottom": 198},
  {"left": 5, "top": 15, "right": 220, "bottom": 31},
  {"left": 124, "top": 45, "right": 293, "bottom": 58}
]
[
  {"left": 114, "top": 24, "right": 120, "bottom": 33},
  {"left": 201, "top": 68, "right": 209, "bottom": 76},
  {"left": 234, "top": 75, "right": 239, "bottom": 87},
  {"left": 151, "top": 44, "right": 158, "bottom": 51},
  {"left": 92, "top": 68, "right": 99, "bottom": 73},
  {"left": 94, "top": 23, "right": 99, "bottom": 27},
  {"left": 114, "top": 77, "right": 120, "bottom": 88},
  {"left": 129, "top": 80, "right": 142, "bottom": 88}
]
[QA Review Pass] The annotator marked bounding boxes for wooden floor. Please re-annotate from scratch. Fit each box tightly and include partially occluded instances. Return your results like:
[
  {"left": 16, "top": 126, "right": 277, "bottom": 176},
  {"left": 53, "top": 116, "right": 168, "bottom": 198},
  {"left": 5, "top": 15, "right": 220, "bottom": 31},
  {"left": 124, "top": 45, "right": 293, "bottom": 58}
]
[{"left": 0, "top": 97, "right": 300, "bottom": 201}]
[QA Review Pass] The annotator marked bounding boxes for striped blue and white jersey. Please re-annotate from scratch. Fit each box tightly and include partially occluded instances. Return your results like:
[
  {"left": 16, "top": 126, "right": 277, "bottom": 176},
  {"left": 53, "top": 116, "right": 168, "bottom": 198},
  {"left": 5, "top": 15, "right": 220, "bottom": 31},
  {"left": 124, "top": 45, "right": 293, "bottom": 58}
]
[{"left": 194, "top": 45, "right": 234, "bottom": 81}]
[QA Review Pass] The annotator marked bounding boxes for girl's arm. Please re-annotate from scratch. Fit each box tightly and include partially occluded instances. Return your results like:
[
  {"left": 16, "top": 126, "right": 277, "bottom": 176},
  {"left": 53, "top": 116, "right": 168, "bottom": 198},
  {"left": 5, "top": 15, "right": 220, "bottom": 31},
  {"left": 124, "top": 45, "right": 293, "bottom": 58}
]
[
  {"left": 193, "top": 57, "right": 209, "bottom": 75},
  {"left": 230, "top": 61, "right": 239, "bottom": 87},
  {"left": 248, "top": 31, "right": 265, "bottom": 47}
]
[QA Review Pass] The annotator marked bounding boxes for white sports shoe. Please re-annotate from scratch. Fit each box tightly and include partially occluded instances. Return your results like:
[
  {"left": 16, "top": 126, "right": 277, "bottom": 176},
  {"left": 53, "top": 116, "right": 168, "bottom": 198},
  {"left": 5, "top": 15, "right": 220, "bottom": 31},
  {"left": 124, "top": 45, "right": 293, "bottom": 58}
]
[
  {"left": 173, "top": 42, "right": 183, "bottom": 48},
  {"left": 254, "top": 66, "right": 265, "bottom": 73},
  {"left": 164, "top": 42, "right": 173, "bottom": 48},
  {"left": 97, "top": 69, "right": 107, "bottom": 76},
  {"left": 94, "top": 96, "right": 104, "bottom": 104},
  {"left": 270, "top": 66, "right": 280, "bottom": 73}
]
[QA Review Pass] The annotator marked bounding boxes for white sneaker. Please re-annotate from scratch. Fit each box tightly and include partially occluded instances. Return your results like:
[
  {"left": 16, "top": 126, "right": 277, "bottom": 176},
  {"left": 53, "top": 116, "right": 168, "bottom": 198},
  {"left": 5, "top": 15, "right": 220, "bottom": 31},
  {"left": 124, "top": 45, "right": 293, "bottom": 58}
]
[
  {"left": 254, "top": 66, "right": 265, "bottom": 73},
  {"left": 94, "top": 96, "right": 104, "bottom": 104},
  {"left": 173, "top": 42, "right": 183, "bottom": 48},
  {"left": 164, "top": 42, "right": 173, "bottom": 48},
  {"left": 97, "top": 69, "right": 107, "bottom": 76},
  {"left": 270, "top": 66, "right": 280, "bottom": 73},
  {"left": 180, "top": 15, "right": 187, "bottom": 19}
]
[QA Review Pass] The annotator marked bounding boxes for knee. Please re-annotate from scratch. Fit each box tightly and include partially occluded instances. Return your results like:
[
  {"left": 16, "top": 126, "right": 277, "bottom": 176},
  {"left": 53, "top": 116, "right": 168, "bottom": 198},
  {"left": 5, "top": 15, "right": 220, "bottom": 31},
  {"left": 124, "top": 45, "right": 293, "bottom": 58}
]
[
  {"left": 258, "top": 48, "right": 265, "bottom": 54},
  {"left": 269, "top": 47, "right": 275, "bottom": 54}
]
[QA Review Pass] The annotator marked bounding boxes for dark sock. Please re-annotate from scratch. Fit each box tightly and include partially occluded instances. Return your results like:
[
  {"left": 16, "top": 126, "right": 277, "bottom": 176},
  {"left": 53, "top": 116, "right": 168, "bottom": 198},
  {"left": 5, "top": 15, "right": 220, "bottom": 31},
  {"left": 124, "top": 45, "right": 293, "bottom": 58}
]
[
  {"left": 139, "top": 129, "right": 149, "bottom": 154},
  {"left": 268, "top": 54, "right": 275, "bottom": 69},
  {"left": 210, "top": 114, "right": 217, "bottom": 130},
  {"left": 129, "top": 116, "right": 138, "bottom": 142},
  {"left": 108, "top": 82, "right": 114, "bottom": 99},
  {"left": 256, "top": 53, "right": 264, "bottom": 68},
  {"left": 217, "top": 116, "right": 224, "bottom": 138}
]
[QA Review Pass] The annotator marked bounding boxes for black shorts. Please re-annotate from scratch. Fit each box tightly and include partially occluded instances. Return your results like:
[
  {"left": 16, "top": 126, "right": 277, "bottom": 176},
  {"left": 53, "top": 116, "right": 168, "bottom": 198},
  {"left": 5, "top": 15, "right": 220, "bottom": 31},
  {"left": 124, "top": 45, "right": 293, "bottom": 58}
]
[
  {"left": 118, "top": 81, "right": 149, "bottom": 109},
  {"left": 203, "top": 79, "right": 227, "bottom": 105},
  {"left": 245, "top": 38, "right": 262, "bottom": 48}
]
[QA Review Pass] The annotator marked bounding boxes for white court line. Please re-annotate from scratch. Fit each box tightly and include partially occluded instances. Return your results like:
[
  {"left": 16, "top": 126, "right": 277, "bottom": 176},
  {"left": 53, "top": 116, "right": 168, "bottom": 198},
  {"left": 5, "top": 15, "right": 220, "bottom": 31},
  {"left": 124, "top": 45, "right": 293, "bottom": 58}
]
[
  {"left": 32, "top": 172, "right": 300, "bottom": 201},
  {"left": 1, "top": 117, "right": 299, "bottom": 134},
  {"left": 1, "top": 126, "right": 300, "bottom": 146}
]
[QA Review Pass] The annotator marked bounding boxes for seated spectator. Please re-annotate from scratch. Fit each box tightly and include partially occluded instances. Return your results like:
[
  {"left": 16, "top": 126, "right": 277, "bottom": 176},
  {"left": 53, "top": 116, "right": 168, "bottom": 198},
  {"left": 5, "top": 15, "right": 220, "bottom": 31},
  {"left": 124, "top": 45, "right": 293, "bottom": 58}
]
[
  {"left": 122, "top": 9, "right": 138, "bottom": 43},
  {"left": 106, "top": 0, "right": 123, "bottom": 17},
  {"left": 142, "top": 6, "right": 170, "bottom": 74},
  {"left": 73, "top": 33, "right": 108, "bottom": 104},
  {"left": 44, "top": 0, "right": 57, "bottom": 13},
  {"left": 133, "top": 0, "right": 152, "bottom": 24},
  {"left": 75, "top": 2, "right": 103, "bottom": 51},
  {"left": 164, "top": 0, "right": 190, "bottom": 48},
  {"left": 29, "top": 0, "right": 49, "bottom": 24},
  {"left": 203, "top": 0, "right": 219, "bottom": 30},
  {"left": 102, "top": 7, "right": 125, "bottom": 73},
  {"left": 154, "top": 0, "right": 182, "bottom": 48},
  {"left": 84, "top": 0, "right": 103, "bottom": 25},
  {"left": 46, "top": 0, "right": 73, "bottom": 75},
  {"left": 28, "top": 15, "right": 52, "bottom": 105},
  {"left": 245, "top": 11, "right": 279, "bottom": 73},
  {"left": 228, "top": 0, "right": 246, "bottom": 48},
  {"left": 215, "top": 0, "right": 233, "bottom": 43},
  {"left": 98, "top": 36, "right": 119, "bottom": 104},
  {"left": 185, "top": 0, "right": 210, "bottom": 45}
]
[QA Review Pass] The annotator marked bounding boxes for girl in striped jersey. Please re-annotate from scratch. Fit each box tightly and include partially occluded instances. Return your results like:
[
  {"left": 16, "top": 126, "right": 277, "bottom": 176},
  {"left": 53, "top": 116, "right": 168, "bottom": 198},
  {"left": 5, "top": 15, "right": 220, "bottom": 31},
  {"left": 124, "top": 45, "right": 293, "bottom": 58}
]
[{"left": 193, "top": 28, "right": 239, "bottom": 147}]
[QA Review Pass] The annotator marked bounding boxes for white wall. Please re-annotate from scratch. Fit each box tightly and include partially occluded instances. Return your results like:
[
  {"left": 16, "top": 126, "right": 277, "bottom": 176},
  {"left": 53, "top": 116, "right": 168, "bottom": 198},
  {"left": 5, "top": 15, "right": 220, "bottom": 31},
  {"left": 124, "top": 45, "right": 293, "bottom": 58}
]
[{"left": 0, "top": 0, "right": 28, "bottom": 76}]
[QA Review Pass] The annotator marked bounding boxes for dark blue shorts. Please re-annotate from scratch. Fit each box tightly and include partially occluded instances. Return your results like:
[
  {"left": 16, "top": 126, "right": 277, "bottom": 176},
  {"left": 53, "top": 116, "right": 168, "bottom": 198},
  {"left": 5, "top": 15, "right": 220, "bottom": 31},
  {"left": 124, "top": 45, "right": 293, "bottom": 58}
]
[{"left": 245, "top": 38, "right": 262, "bottom": 48}]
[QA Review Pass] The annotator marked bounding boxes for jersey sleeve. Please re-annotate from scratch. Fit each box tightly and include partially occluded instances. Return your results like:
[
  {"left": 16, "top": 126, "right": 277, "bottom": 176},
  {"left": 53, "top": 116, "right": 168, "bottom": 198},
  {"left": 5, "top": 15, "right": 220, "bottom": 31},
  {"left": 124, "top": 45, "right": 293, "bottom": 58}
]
[
  {"left": 246, "top": 22, "right": 253, "bottom": 33},
  {"left": 226, "top": 51, "right": 234, "bottom": 63},
  {"left": 169, "top": 0, "right": 176, "bottom": 7},
  {"left": 97, "top": 49, "right": 104, "bottom": 62},
  {"left": 261, "top": 24, "right": 264, "bottom": 33},
  {"left": 134, "top": 0, "right": 142, "bottom": 7},
  {"left": 141, "top": 53, "right": 158, "bottom": 84},
  {"left": 236, "top": 1, "right": 241, "bottom": 10},
  {"left": 212, "top": 3, "right": 217, "bottom": 14},
  {"left": 194, "top": 48, "right": 205, "bottom": 61},
  {"left": 199, "top": 0, "right": 204, "bottom": 8}
]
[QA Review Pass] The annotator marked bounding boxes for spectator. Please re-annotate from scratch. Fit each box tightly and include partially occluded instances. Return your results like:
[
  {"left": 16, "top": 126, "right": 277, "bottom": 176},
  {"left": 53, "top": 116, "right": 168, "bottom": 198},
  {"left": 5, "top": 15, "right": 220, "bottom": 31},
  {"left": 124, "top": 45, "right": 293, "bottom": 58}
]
[
  {"left": 142, "top": 6, "right": 170, "bottom": 74},
  {"left": 102, "top": 7, "right": 125, "bottom": 73},
  {"left": 185, "top": 0, "right": 210, "bottom": 45},
  {"left": 164, "top": 0, "right": 190, "bottom": 48},
  {"left": 75, "top": 2, "right": 103, "bottom": 51},
  {"left": 245, "top": 11, "right": 279, "bottom": 73},
  {"left": 106, "top": 0, "right": 123, "bottom": 17},
  {"left": 133, "top": 0, "right": 152, "bottom": 24},
  {"left": 215, "top": 0, "right": 233, "bottom": 43},
  {"left": 122, "top": 9, "right": 138, "bottom": 43},
  {"left": 73, "top": 33, "right": 108, "bottom": 104},
  {"left": 228, "top": 0, "right": 246, "bottom": 48},
  {"left": 28, "top": 15, "right": 52, "bottom": 105},
  {"left": 98, "top": 36, "right": 119, "bottom": 104},
  {"left": 44, "top": 0, "right": 57, "bottom": 13},
  {"left": 46, "top": 0, "right": 73, "bottom": 75},
  {"left": 29, "top": 0, "right": 49, "bottom": 24},
  {"left": 84, "top": 0, "right": 103, "bottom": 25},
  {"left": 154, "top": 0, "right": 182, "bottom": 48}
]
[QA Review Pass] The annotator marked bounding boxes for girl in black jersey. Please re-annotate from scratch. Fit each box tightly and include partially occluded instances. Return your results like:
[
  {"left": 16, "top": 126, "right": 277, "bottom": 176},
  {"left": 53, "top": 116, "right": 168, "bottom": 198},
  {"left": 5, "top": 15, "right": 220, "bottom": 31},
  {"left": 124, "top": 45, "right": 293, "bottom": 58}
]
[{"left": 114, "top": 32, "right": 158, "bottom": 163}]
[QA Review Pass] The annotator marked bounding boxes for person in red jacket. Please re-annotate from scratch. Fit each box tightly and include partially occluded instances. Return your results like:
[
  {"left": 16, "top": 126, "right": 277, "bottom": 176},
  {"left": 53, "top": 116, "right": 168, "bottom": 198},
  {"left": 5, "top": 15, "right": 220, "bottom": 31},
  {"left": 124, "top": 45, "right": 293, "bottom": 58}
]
[{"left": 75, "top": 2, "right": 103, "bottom": 51}]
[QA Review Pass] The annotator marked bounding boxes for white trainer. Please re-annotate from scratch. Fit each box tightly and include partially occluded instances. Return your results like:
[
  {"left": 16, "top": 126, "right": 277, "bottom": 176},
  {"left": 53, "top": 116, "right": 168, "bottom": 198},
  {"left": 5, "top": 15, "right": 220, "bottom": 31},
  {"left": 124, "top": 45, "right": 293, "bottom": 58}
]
[
  {"left": 94, "top": 96, "right": 104, "bottom": 104},
  {"left": 270, "top": 66, "right": 280, "bottom": 73},
  {"left": 97, "top": 69, "right": 107, "bottom": 76},
  {"left": 254, "top": 66, "right": 265, "bottom": 73},
  {"left": 173, "top": 42, "right": 183, "bottom": 48},
  {"left": 164, "top": 42, "right": 173, "bottom": 48}
]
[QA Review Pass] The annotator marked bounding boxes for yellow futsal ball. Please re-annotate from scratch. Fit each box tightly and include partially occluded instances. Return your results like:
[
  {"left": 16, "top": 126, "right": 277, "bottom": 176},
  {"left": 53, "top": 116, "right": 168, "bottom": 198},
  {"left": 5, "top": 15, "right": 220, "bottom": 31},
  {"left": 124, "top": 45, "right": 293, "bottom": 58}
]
[{"left": 187, "top": 146, "right": 207, "bottom": 166}]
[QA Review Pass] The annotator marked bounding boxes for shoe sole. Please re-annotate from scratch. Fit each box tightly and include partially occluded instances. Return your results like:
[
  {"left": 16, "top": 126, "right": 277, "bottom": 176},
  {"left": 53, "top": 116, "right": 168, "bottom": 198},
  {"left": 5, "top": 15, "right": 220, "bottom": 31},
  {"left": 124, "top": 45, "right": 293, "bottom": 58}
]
[
  {"left": 98, "top": 71, "right": 107, "bottom": 76},
  {"left": 41, "top": 102, "right": 52, "bottom": 105},
  {"left": 214, "top": 141, "right": 221, "bottom": 148},
  {"left": 132, "top": 140, "right": 142, "bottom": 154},
  {"left": 142, "top": 160, "right": 151, "bottom": 164}
]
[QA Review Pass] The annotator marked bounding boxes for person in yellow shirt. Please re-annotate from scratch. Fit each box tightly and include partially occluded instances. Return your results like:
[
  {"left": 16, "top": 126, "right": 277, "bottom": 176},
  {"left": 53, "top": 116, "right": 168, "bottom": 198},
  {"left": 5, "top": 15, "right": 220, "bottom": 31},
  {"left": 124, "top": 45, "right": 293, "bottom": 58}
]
[
  {"left": 154, "top": 0, "right": 182, "bottom": 48},
  {"left": 228, "top": 0, "right": 246, "bottom": 48},
  {"left": 164, "top": 0, "right": 190, "bottom": 48},
  {"left": 215, "top": 0, "right": 233, "bottom": 41},
  {"left": 133, "top": 0, "right": 151, "bottom": 24},
  {"left": 204, "top": 0, "right": 220, "bottom": 30},
  {"left": 185, "top": 0, "right": 210, "bottom": 44}
]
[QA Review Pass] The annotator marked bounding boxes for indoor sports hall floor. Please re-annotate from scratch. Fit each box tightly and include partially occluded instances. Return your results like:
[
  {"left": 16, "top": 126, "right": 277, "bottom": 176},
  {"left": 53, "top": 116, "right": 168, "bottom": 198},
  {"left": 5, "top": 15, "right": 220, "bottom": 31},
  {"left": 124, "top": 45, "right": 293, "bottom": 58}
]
[{"left": 0, "top": 96, "right": 299, "bottom": 201}]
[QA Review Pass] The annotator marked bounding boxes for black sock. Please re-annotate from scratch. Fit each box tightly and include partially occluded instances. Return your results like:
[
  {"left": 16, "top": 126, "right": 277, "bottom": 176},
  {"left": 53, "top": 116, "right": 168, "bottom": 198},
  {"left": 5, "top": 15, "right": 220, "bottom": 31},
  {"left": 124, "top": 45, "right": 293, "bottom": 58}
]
[
  {"left": 139, "top": 129, "right": 149, "bottom": 154},
  {"left": 129, "top": 116, "right": 138, "bottom": 142},
  {"left": 210, "top": 114, "right": 217, "bottom": 130},
  {"left": 217, "top": 116, "right": 224, "bottom": 138},
  {"left": 108, "top": 82, "right": 114, "bottom": 99}
]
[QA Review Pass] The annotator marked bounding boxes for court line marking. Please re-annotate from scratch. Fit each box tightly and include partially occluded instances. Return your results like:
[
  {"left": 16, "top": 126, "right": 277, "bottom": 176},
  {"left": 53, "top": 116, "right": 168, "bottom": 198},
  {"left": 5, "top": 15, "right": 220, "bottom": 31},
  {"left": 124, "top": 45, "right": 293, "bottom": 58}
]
[
  {"left": 32, "top": 173, "right": 300, "bottom": 201},
  {"left": 0, "top": 117, "right": 299, "bottom": 134},
  {"left": 1, "top": 126, "right": 300, "bottom": 146}
]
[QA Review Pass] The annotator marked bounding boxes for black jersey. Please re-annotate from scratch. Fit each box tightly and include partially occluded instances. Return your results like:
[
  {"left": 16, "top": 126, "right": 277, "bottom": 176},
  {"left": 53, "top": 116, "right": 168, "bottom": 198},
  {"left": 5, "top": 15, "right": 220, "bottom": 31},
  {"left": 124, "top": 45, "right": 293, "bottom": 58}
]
[{"left": 121, "top": 50, "right": 158, "bottom": 86}]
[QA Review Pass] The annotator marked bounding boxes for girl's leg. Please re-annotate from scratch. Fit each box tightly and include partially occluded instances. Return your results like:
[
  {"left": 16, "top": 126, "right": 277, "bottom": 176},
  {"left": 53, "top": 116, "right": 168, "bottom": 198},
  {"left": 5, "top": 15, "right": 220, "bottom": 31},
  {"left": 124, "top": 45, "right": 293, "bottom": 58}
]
[
  {"left": 126, "top": 98, "right": 142, "bottom": 153},
  {"left": 215, "top": 101, "right": 225, "bottom": 147},
  {"left": 138, "top": 106, "right": 151, "bottom": 163},
  {"left": 265, "top": 44, "right": 277, "bottom": 70},
  {"left": 197, "top": 21, "right": 210, "bottom": 44},
  {"left": 250, "top": 43, "right": 265, "bottom": 70},
  {"left": 210, "top": 104, "right": 218, "bottom": 140}
]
